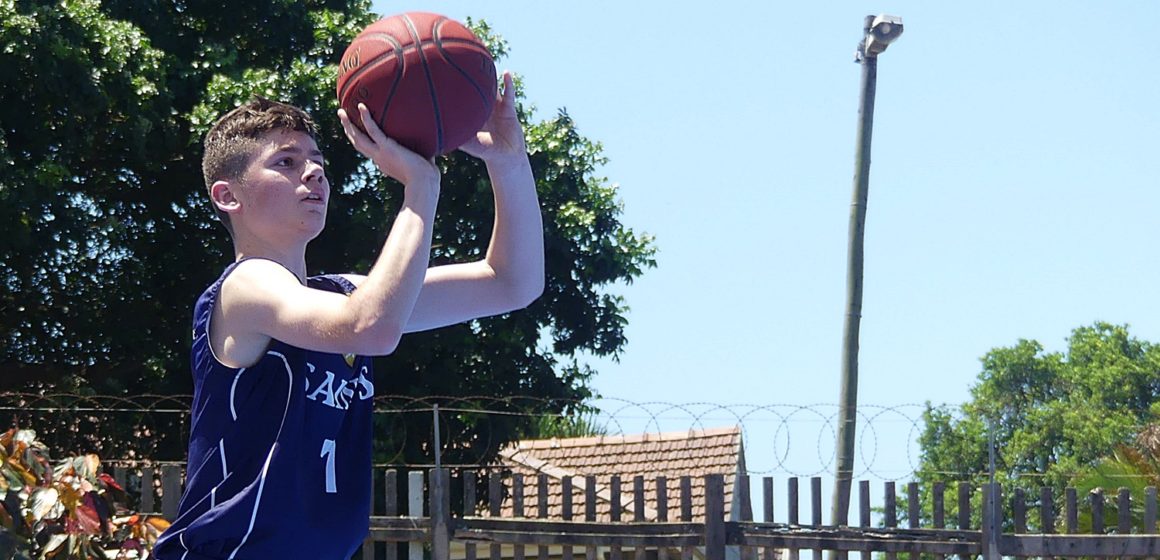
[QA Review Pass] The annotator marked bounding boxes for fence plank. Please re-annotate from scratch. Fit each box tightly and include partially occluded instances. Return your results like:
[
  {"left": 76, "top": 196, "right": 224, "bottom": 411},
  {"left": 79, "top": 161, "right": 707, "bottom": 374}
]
[
  {"left": 681, "top": 476, "right": 693, "bottom": 560},
  {"left": 1041, "top": 487, "right": 1054, "bottom": 534},
  {"left": 1067, "top": 486, "right": 1076, "bottom": 535},
  {"left": 587, "top": 475, "right": 598, "bottom": 560},
  {"left": 431, "top": 468, "right": 451, "bottom": 560},
  {"left": 387, "top": 470, "right": 399, "bottom": 560},
  {"left": 705, "top": 474, "right": 726, "bottom": 560},
  {"left": 160, "top": 464, "right": 182, "bottom": 520},
  {"left": 908, "top": 482, "right": 919, "bottom": 529},
  {"left": 732, "top": 524, "right": 980, "bottom": 555},
  {"left": 788, "top": 477, "right": 800, "bottom": 560},
  {"left": 738, "top": 474, "right": 756, "bottom": 560},
  {"left": 811, "top": 477, "right": 823, "bottom": 560},
  {"left": 562, "top": 476, "right": 574, "bottom": 560},
  {"left": 538, "top": 474, "right": 549, "bottom": 560},
  {"left": 1119, "top": 487, "right": 1132, "bottom": 534},
  {"left": 610, "top": 475, "right": 623, "bottom": 560},
  {"left": 763, "top": 477, "right": 775, "bottom": 560},
  {"left": 409, "top": 471, "right": 424, "bottom": 560},
  {"left": 513, "top": 474, "right": 526, "bottom": 560},
  {"left": 1092, "top": 488, "right": 1105, "bottom": 534},
  {"left": 1001, "top": 534, "right": 1160, "bottom": 557},
  {"left": 465, "top": 471, "right": 478, "bottom": 560},
  {"left": 885, "top": 481, "right": 898, "bottom": 560},
  {"left": 957, "top": 483, "right": 971, "bottom": 531},
  {"left": 489, "top": 472, "right": 502, "bottom": 560},
  {"left": 860, "top": 480, "right": 870, "bottom": 528},
  {"left": 933, "top": 482, "right": 945, "bottom": 529},
  {"left": 982, "top": 483, "right": 1001, "bottom": 560},
  {"left": 1147, "top": 487, "right": 1158, "bottom": 534},
  {"left": 140, "top": 466, "right": 155, "bottom": 514},
  {"left": 1013, "top": 488, "right": 1026, "bottom": 534},
  {"left": 658, "top": 476, "right": 670, "bottom": 522}
]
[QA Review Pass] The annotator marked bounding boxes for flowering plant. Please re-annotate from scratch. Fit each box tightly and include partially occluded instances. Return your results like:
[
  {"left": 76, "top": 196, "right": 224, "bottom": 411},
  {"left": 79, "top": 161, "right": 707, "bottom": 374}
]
[{"left": 0, "top": 428, "right": 170, "bottom": 559}]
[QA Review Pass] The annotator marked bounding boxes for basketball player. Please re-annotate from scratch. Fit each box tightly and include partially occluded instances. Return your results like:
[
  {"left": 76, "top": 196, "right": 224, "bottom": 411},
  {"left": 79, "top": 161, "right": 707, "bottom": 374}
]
[{"left": 153, "top": 71, "right": 542, "bottom": 559}]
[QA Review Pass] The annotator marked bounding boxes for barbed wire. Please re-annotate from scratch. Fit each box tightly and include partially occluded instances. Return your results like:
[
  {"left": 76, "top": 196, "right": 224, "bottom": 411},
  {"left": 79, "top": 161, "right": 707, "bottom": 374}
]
[
  {"left": 0, "top": 392, "right": 938, "bottom": 477},
  {"left": 2, "top": 393, "right": 1153, "bottom": 483}
]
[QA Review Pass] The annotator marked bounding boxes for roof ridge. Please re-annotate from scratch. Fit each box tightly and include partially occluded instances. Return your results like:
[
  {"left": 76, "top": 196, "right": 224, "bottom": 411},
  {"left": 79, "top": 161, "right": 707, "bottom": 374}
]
[{"left": 507, "top": 425, "right": 740, "bottom": 450}]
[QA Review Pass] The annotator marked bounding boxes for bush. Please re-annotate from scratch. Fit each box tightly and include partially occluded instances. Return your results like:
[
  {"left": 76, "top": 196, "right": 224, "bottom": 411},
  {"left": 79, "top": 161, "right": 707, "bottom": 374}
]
[{"left": 0, "top": 428, "right": 170, "bottom": 559}]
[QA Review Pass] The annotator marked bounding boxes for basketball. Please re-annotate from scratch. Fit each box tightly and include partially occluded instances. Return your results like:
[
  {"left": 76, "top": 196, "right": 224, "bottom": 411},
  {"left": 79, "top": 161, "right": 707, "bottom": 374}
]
[{"left": 336, "top": 12, "right": 497, "bottom": 159}]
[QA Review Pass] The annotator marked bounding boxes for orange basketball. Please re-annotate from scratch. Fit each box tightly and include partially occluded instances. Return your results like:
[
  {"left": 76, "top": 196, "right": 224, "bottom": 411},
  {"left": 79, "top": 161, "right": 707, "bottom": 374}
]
[{"left": 336, "top": 12, "right": 497, "bottom": 159}]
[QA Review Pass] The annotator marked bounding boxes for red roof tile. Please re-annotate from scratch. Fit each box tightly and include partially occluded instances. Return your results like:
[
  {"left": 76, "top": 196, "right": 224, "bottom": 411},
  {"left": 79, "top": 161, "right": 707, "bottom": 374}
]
[{"left": 488, "top": 426, "right": 745, "bottom": 522}]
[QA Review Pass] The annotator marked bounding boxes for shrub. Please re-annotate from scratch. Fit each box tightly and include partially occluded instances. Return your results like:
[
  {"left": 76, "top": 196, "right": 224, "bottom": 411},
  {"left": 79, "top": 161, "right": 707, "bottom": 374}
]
[{"left": 0, "top": 428, "right": 170, "bottom": 559}]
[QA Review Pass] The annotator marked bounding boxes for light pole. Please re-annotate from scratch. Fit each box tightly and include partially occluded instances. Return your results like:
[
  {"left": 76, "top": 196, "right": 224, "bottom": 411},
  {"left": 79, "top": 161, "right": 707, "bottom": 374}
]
[{"left": 832, "top": 13, "right": 903, "bottom": 533}]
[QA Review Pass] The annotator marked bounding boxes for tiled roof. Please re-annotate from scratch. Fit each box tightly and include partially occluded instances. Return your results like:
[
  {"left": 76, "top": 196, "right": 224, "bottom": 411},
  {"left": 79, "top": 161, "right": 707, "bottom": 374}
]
[{"left": 490, "top": 426, "right": 745, "bottom": 522}]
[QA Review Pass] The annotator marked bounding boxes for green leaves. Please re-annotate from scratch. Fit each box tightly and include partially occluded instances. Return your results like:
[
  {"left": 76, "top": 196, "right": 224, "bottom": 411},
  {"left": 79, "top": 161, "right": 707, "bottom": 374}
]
[
  {"left": 917, "top": 322, "right": 1160, "bottom": 527},
  {"left": 2, "top": 1, "right": 655, "bottom": 467}
]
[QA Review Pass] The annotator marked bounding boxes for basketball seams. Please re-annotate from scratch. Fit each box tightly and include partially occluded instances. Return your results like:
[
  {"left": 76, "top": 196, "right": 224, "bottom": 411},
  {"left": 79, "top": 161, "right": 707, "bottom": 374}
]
[
  {"left": 336, "top": 33, "right": 404, "bottom": 105},
  {"left": 336, "top": 12, "right": 494, "bottom": 158},
  {"left": 434, "top": 31, "right": 494, "bottom": 115},
  {"left": 403, "top": 13, "right": 444, "bottom": 155}
]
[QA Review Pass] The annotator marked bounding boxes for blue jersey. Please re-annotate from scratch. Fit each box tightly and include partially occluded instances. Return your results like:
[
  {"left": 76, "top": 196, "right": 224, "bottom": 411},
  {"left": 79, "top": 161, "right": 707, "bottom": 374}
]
[{"left": 155, "top": 260, "right": 375, "bottom": 560}]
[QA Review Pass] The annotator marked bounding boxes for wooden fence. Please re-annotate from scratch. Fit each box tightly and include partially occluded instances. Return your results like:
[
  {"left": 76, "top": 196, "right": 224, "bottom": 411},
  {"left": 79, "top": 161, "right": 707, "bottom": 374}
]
[{"left": 113, "top": 465, "right": 1160, "bottom": 559}]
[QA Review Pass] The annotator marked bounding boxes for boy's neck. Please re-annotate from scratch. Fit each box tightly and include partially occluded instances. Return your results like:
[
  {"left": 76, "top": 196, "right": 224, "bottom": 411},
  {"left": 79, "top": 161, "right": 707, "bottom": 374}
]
[{"left": 234, "top": 243, "right": 309, "bottom": 283}]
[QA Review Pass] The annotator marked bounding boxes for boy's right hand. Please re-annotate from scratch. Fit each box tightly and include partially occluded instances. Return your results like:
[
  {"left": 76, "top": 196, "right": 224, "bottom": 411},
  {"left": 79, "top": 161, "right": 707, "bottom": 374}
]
[{"left": 338, "top": 104, "right": 440, "bottom": 189}]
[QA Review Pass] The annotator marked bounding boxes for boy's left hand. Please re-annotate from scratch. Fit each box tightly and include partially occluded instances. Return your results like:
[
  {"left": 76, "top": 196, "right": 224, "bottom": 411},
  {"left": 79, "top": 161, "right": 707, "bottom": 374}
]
[{"left": 459, "top": 71, "right": 527, "bottom": 164}]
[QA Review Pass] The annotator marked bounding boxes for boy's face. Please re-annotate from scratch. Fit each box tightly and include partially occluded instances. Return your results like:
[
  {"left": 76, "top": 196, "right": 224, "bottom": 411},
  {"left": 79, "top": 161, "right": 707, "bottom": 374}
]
[{"left": 228, "top": 129, "right": 329, "bottom": 243}]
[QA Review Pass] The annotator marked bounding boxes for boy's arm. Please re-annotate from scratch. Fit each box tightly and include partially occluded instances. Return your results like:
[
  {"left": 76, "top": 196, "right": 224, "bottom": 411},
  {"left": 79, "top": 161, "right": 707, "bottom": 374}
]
[
  {"left": 217, "top": 105, "right": 441, "bottom": 364},
  {"left": 343, "top": 72, "right": 545, "bottom": 332}
]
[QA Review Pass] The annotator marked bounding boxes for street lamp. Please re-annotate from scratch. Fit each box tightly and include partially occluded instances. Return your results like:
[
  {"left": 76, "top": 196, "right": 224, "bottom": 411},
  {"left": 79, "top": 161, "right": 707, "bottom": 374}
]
[{"left": 832, "top": 13, "right": 903, "bottom": 532}]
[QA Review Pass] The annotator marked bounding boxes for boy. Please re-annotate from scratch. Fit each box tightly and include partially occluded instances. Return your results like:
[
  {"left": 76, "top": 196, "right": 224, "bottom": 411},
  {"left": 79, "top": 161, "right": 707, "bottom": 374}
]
[{"left": 153, "top": 71, "right": 543, "bottom": 559}]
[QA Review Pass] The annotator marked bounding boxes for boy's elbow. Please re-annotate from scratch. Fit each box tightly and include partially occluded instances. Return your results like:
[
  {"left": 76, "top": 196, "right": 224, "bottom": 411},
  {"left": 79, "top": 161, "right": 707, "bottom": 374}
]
[
  {"left": 510, "top": 275, "right": 544, "bottom": 310},
  {"left": 350, "top": 321, "right": 404, "bottom": 356}
]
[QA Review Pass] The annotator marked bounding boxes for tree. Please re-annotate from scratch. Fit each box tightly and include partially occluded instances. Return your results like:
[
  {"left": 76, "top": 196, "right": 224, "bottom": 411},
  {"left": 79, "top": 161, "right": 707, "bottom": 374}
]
[
  {"left": 0, "top": 1, "right": 656, "bottom": 465},
  {"left": 914, "top": 322, "right": 1160, "bottom": 527}
]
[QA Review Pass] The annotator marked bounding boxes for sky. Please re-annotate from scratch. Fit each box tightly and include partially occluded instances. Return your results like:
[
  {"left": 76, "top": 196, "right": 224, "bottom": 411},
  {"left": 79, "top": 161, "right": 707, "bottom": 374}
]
[{"left": 369, "top": 0, "right": 1160, "bottom": 518}]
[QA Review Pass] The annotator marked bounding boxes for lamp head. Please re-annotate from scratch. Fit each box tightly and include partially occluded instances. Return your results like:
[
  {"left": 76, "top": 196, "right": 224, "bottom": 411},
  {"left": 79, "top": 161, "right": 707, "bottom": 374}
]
[{"left": 864, "top": 14, "right": 903, "bottom": 56}]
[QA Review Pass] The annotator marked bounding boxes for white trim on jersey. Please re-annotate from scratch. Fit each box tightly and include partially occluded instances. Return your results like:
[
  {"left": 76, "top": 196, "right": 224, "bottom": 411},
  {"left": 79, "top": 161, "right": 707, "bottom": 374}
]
[
  {"left": 229, "top": 367, "right": 248, "bottom": 421},
  {"left": 227, "top": 351, "right": 295, "bottom": 560},
  {"left": 218, "top": 438, "right": 229, "bottom": 478}
]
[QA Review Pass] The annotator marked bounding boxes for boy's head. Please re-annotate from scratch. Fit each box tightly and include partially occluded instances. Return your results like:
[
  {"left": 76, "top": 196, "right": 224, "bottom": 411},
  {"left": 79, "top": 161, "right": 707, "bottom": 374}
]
[{"left": 202, "top": 98, "right": 319, "bottom": 234}]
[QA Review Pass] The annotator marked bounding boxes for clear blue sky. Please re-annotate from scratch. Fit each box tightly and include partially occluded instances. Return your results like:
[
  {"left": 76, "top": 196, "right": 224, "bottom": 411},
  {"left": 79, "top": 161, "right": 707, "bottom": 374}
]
[{"left": 370, "top": 0, "right": 1160, "bottom": 498}]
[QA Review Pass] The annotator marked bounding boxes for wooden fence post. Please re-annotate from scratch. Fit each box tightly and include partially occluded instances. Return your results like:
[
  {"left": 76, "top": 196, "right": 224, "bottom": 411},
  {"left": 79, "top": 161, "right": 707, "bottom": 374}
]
[
  {"left": 490, "top": 472, "right": 503, "bottom": 560},
  {"left": 539, "top": 474, "right": 550, "bottom": 560},
  {"left": 161, "top": 464, "right": 182, "bottom": 520},
  {"left": 430, "top": 468, "right": 450, "bottom": 560},
  {"left": 1147, "top": 486, "right": 1158, "bottom": 533},
  {"left": 409, "top": 471, "right": 424, "bottom": 560},
  {"left": 140, "top": 466, "right": 155, "bottom": 514},
  {"left": 981, "top": 483, "right": 1000, "bottom": 560},
  {"left": 705, "top": 474, "right": 726, "bottom": 560},
  {"left": 787, "top": 477, "right": 800, "bottom": 560},
  {"left": 464, "top": 471, "right": 477, "bottom": 560},
  {"left": 885, "top": 481, "right": 897, "bottom": 560},
  {"left": 386, "top": 470, "right": 398, "bottom": 560},
  {"left": 562, "top": 476, "right": 574, "bottom": 560}
]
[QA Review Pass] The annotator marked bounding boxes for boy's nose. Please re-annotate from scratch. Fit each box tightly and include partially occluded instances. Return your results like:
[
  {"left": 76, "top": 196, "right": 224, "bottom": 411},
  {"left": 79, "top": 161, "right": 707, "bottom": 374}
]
[{"left": 303, "top": 161, "right": 326, "bottom": 184}]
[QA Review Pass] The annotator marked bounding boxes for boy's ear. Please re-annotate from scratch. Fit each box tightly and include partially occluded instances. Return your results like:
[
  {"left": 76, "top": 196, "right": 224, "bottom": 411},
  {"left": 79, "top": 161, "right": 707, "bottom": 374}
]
[{"left": 210, "top": 180, "right": 242, "bottom": 214}]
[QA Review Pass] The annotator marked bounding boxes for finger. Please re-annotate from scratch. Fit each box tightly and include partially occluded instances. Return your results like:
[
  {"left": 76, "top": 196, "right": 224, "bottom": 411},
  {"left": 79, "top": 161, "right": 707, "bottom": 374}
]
[
  {"left": 338, "top": 108, "right": 375, "bottom": 153},
  {"left": 499, "top": 71, "right": 515, "bottom": 108},
  {"left": 357, "top": 104, "right": 394, "bottom": 146}
]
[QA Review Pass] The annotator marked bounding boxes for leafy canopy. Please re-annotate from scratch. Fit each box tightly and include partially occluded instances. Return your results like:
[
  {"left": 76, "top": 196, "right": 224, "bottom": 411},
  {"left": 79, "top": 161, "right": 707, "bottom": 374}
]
[
  {"left": 914, "top": 322, "right": 1160, "bottom": 527},
  {"left": 0, "top": 0, "right": 656, "bottom": 465}
]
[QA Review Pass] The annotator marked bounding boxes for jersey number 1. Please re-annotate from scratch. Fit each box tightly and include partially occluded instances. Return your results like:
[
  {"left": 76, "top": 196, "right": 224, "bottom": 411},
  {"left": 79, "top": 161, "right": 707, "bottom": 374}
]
[{"left": 320, "top": 439, "right": 337, "bottom": 493}]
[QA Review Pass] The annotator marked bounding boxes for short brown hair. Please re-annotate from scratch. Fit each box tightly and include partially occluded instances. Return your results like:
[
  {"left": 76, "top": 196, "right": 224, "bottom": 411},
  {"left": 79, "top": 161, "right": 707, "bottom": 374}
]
[{"left": 201, "top": 97, "right": 319, "bottom": 233}]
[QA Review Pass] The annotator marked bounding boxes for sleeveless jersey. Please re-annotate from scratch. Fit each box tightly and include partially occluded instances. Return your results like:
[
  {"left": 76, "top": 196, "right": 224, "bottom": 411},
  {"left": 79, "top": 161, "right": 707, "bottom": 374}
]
[{"left": 155, "top": 260, "right": 375, "bottom": 560}]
